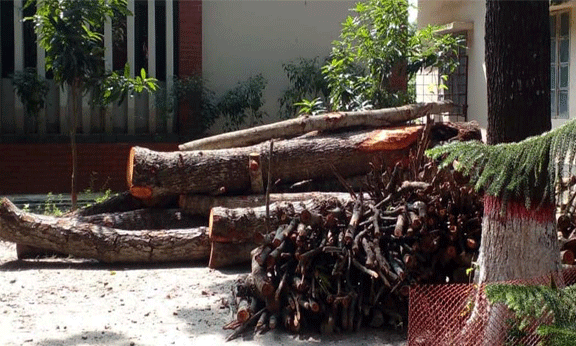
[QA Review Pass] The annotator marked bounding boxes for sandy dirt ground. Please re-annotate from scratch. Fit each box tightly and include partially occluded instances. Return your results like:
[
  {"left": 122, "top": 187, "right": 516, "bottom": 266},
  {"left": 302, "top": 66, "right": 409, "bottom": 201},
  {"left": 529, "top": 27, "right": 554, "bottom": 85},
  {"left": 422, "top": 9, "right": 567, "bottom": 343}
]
[{"left": 0, "top": 241, "right": 407, "bottom": 346}]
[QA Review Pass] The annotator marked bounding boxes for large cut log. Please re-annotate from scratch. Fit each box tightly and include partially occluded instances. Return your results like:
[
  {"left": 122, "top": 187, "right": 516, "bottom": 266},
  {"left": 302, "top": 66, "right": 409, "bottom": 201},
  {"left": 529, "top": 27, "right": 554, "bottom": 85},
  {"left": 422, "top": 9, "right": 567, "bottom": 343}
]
[
  {"left": 179, "top": 192, "right": 365, "bottom": 216},
  {"left": 209, "top": 241, "right": 257, "bottom": 268},
  {"left": 209, "top": 197, "right": 354, "bottom": 243},
  {"left": 0, "top": 198, "right": 210, "bottom": 263},
  {"left": 76, "top": 208, "right": 206, "bottom": 230},
  {"left": 128, "top": 126, "right": 422, "bottom": 199},
  {"left": 178, "top": 101, "right": 452, "bottom": 151}
]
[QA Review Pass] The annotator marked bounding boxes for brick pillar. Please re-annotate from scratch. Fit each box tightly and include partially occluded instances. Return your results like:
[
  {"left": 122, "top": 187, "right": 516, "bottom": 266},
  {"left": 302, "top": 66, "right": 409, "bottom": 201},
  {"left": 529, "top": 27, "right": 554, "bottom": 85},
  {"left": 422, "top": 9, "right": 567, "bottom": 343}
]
[
  {"left": 177, "top": 0, "right": 202, "bottom": 136},
  {"left": 178, "top": 0, "right": 202, "bottom": 76}
]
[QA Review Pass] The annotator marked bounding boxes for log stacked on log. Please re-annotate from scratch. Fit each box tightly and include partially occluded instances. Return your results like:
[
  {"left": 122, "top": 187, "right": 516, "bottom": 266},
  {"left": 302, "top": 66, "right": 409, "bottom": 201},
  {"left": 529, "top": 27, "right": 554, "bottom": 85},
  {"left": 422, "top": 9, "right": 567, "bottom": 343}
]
[
  {"left": 1, "top": 102, "right": 483, "bottom": 267},
  {"left": 223, "top": 155, "right": 485, "bottom": 339}
]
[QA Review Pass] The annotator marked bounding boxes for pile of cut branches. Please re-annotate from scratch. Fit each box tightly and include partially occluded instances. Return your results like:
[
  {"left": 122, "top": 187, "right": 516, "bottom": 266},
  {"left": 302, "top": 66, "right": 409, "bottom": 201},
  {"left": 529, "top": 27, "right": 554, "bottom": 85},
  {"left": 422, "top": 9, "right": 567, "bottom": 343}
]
[{"left": 224, "top": 150, "right": 484, "bottom": 340}]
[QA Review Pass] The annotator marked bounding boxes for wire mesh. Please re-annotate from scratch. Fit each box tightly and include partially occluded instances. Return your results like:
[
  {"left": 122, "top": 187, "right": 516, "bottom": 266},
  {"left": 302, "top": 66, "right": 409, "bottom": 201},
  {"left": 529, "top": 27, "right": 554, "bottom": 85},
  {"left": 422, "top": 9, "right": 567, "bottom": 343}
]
[{"left": 408, "top": 267, "right": 576, "bottom": 346}]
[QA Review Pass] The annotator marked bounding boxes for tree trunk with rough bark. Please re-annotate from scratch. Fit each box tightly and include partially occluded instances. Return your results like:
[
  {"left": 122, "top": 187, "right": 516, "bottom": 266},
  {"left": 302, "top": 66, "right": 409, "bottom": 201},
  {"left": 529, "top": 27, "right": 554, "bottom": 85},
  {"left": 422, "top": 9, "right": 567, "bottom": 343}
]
[
  {"left": 178, "top": 101, "right": 452, "bottom": 151},
  {"left": 0, "top": 198, "right": 210, "bottom": 263},
  {"left": 128, "top": 126, "right": 422, "bottom": 199},
  {"left": 473, "top": 2, "right": 555, "bottom": 344},
  {"left": 485, "top": 1, "right": 551, "bottom": 144},
  {"left": 209, "top": 241, "right": 257, "bottom": 269}
]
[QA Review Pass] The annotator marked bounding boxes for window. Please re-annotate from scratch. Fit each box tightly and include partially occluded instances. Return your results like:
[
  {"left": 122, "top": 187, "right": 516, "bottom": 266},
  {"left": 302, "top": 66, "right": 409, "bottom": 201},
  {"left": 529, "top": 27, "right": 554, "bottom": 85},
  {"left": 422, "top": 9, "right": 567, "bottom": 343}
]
[
  {"left": 415, "top": 31, "right": 468, "bottom": 122},
  {"left": 439, "top": 32, "right": 468, "bottom": 122},
  {"left": 551, "top": 11, "right": 570, "bottom": 119}
]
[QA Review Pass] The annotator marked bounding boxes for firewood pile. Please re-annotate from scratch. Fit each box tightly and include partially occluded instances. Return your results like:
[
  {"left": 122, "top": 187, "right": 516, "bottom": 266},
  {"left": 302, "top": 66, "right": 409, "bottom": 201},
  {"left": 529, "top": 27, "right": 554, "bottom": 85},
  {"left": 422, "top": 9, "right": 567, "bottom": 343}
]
[{"left": 223, "top": 148, "right": 484, "bottom": 340}]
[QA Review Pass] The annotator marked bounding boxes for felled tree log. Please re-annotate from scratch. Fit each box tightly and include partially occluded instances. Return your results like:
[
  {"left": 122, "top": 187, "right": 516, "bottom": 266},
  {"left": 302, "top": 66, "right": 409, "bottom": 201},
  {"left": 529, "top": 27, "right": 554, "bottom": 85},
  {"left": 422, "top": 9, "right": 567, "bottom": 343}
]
[
  {"left": 0, "top": 198, "right": 210, "bottom": 263},
  {"left": 208, "top": 197, "right": 352, "bottom": 244},
  {"left": 209, "top": 241, "right": 257, "bottom": 268},
  {"left": 76, "top": 208, "right": 206, "bottom": 230},
  {"left": 66, "top": 192, "right": 146, "bottom": 216},
  {"left": 179, "top": 192, "right": 365, "bottom": 216},
  {"left": 128, "top": 126, "right": 423, "bottom": 199},
  {"left": 178, "top": 101, "right": 452, "bottom": 151}
]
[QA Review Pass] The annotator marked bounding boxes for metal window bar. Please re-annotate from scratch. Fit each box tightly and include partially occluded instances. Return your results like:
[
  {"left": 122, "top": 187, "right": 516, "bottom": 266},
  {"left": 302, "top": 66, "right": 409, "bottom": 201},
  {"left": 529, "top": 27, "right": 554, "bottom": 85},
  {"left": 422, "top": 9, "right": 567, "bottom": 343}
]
[
  {"left": 551, "top": 11, "right": 570, "bottom": 120},
  {"left": 415, "top": 31, "right": 468, "bottom": 123}
]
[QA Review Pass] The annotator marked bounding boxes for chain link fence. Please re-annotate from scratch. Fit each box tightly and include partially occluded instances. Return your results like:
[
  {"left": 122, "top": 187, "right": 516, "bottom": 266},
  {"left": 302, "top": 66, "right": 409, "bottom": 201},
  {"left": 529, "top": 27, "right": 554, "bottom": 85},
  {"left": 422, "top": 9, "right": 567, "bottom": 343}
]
[{"left": 408, "top": 267, "right": 576, "bottom": 346}]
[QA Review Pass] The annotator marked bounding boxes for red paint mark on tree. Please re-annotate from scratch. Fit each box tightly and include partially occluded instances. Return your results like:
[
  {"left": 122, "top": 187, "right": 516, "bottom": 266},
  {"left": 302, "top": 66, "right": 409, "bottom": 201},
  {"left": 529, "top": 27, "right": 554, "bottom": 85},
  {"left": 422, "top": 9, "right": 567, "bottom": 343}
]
[{"left": 483, "top": 195, "right": 554, "bottom": 224}]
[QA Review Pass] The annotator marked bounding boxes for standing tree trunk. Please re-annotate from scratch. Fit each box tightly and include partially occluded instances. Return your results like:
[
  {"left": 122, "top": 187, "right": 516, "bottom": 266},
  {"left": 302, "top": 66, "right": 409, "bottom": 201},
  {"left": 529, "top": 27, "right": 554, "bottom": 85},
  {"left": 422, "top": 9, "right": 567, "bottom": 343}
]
[
  {"left": 479, "top": 2, "right": 557, "bottom": 344},
  {"left": 482, "top": 0, "right": 556, "bottom": 282},
  {"left": 485, "top": 0, "right": 551, "bottom": 145}
]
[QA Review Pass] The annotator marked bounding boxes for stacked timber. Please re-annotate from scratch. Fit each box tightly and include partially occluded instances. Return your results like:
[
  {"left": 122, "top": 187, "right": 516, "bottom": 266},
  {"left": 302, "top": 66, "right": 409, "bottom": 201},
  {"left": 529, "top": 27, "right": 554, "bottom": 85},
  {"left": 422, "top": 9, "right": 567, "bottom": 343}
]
[{"left": 0, "top": 101, "right": 480, "bottom": 267}]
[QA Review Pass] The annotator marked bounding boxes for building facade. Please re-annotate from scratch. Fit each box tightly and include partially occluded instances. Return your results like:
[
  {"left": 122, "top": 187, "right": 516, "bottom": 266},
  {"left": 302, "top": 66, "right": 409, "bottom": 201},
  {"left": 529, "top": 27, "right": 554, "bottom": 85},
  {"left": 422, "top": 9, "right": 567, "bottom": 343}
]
[
  {"left": 0, "top": 0, "right": 354, "bottom": 194},
  {"left": 416, "top": 0, "right": 575, "bottom": 135}
]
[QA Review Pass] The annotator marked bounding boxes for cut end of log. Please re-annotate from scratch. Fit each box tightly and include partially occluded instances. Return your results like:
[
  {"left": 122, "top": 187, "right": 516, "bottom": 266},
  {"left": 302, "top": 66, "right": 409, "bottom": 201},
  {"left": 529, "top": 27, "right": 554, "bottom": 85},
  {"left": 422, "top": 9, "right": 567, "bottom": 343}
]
[
  {"left": 130, "top": 186, "right": 153, "bottom": 199},
  {"left": 208, "top": 208, "right": 215, "bottom": 238},
  {"left": 127, "top": 146, "right": 136, "bottom": 190},
  {"left": 358, "top": 126, "right": 422, "bottom": 152}
]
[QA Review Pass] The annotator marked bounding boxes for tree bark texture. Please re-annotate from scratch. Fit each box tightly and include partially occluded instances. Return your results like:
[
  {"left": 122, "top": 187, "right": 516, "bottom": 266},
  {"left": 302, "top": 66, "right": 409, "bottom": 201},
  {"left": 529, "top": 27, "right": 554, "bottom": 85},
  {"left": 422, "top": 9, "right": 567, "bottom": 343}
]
[
  {"left": 475, "top": 196, "right": 560, "bottom": 346},
  {"left": 179, "top": 192, "right": 364, "bottom": 216},
  {"left": 485, "top": 0, "right": 551, "bottom": 144},
  {"left": 0, "top": 198, "right": 210, "bottom": 263},
  {"left": 208, "top": 241, "right": 257, "bottom": 269},
  {"left": 476, "top": 196, "right": 560, "bottom": 283},
  {"left": 128, "top": 126, "right": 422, "bottom": 199},
  {"left": 481, "top": 3, "right": 554, "bottom": 343},
  {"left": 76, "top": 208, "right": 207, "bottom": 230},
  {"left": 178, "top": 101, "right": 451, "bottom": 151},
  {"left": 209, "top": 198, "right": 349, "bottom": 243}
]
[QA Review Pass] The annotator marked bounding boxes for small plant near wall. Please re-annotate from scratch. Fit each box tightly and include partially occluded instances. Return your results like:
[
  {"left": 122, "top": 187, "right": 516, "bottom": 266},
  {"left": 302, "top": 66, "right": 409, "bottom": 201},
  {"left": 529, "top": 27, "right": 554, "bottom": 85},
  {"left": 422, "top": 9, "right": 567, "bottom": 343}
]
[
  {"left": 293, "top": 97, "right": 327, "bottom": 116},
  {"left": 174, "top": 75, "right": 219, "bottom": 137},
  {"left": 153, "top": 74, "right": 219, "bottom": 137},
  {"left": 91, "top": 64, "right": 158, "bottom": 107},
  {"left": 278, "top": 57, "right": 329, "bottom": 118},
  {"left": 218, "top": 74, "right": 267, "bottom": 131},
  {"left": 12, "top": 67, "right": 49, "bottom": 133}
]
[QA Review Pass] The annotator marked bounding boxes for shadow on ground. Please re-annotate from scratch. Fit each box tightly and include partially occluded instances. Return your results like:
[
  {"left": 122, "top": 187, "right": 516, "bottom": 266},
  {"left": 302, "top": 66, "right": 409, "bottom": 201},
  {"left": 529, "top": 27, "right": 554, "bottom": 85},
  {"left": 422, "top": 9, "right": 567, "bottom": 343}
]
[
  {"left": 0, "top": 257, "right": 210, "bottom": 271},
  {"left": 30, "top": 331, "right": 129, "bottom": 346}
]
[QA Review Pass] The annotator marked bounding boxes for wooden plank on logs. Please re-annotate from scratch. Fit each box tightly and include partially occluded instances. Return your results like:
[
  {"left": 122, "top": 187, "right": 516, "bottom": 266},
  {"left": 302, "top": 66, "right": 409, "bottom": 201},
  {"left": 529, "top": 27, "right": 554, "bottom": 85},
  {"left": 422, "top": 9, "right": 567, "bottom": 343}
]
[{"left": 178, "top": 101, "right": 452, "bottom": 151}]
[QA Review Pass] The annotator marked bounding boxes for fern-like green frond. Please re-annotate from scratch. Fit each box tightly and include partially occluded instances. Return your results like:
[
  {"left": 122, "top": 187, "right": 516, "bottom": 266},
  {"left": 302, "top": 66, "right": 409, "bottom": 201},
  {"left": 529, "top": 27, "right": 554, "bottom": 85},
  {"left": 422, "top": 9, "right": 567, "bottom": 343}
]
[
  {"left": 425, "top": 118, "right": 576, "bottom": 210},
  {"left": 485, "top": 283, "right": 576, "bottom": 346}
]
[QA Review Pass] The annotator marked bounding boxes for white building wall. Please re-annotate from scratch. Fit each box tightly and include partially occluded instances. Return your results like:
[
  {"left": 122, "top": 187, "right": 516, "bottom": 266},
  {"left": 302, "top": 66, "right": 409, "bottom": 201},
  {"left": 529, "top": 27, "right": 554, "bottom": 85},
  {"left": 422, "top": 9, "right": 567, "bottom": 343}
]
[{"left": 202, "top": 0, "right": 356, "bottom": 127}]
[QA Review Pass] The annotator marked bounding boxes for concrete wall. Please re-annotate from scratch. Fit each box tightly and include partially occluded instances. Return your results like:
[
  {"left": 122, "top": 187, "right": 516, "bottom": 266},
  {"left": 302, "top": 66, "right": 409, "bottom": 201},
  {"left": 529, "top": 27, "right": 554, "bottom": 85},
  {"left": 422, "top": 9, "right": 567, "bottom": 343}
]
[
  {"left": 417, "top": 0, "right": 487, "bottom": 130},
  {"left": 202, "top": 0, "right": 356, "bottom": 128}
]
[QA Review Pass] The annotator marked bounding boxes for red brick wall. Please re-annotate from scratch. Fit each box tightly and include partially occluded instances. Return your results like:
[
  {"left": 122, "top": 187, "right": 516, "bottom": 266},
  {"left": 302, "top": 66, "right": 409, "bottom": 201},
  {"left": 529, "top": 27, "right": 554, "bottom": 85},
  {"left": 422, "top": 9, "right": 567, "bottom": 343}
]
[
  {"left": 178, "top": 0, "right": 202, "bottom": 76},
  {"left": 0, "top": 143, "right": 178, "bottom": 195}
]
